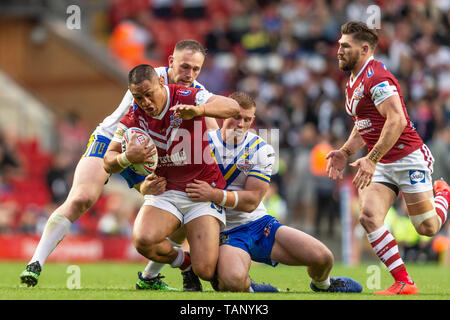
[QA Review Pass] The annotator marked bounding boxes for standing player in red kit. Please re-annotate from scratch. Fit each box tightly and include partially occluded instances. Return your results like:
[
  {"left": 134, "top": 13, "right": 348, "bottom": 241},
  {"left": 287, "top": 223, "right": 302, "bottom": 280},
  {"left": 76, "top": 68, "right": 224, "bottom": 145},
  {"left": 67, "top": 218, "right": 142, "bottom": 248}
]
[
  {"left": 104, "top": 64, "right": 239, "bottom": 283},
  {"left": 326, "top": 21, "right": 449, "bottom": 295}
]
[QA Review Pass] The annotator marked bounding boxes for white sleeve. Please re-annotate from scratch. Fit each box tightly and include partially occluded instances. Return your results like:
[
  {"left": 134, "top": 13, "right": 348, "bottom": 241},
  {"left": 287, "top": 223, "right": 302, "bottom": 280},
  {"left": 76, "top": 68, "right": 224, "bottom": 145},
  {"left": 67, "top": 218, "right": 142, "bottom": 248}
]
[
  {"left": 111, "top": 123, "right": 129, "bottom": 144},
  {"left": 195, "top": 89, "right": 214, "bottom": 106},
  {"left": 369, "top": 80, "right": 398, "bottom": 106},
  {"left": 248, "top": 144, "right": 275, "bottom": 183}
]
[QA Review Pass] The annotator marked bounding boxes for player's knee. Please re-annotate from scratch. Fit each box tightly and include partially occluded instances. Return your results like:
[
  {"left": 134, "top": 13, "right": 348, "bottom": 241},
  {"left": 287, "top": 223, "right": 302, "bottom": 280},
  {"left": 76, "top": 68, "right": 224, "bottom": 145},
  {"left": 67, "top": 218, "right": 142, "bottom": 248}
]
[
  {"left": 133, "top": 232, "right": 159, "bottom": 255},
  {"left": 68, "top": 192, "right": 96, "bottom": 214},
  {"left": 192, "top": 262, "right": 216, "bottom": 281},
  {"left": 218, "top": 269, "right": 248, "bottom": 292},
  {"left": 313, "top": 245, "right": 334, "bottom": 268},
  {"left": 359, "top": 211, "right": 379, "bottom": 232},
  {"left": 415, "top": 220, "right": 439, "bottom": 237}
]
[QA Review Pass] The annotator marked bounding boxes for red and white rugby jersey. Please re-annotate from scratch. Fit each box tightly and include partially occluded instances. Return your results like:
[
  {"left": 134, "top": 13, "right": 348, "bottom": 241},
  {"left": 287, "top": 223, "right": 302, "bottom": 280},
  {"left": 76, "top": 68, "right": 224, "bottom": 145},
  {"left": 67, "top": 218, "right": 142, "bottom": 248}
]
[
  {"left": 114, "top": 84, "right": 226, "bottom": 192},
  {"left": 93, "top": 67, "right": 206, "bottom": 140},
  {"left": 345, "top": 56, "right": 423, "bottom": 163}
]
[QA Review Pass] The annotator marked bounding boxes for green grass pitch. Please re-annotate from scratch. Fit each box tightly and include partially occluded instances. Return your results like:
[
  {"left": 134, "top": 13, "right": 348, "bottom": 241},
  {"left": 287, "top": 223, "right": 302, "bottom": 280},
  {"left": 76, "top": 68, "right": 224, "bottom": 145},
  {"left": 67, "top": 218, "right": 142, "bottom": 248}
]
[{"left": 1, "top": 261, "right": 449, "bottom": 300}]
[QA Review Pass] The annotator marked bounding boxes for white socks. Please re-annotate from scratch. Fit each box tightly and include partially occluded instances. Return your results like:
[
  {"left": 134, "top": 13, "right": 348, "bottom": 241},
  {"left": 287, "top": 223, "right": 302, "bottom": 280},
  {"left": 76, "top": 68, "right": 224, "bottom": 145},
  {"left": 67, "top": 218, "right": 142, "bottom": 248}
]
[
  {"left": 311, "top": 277, "right": 331, "bottom": 290},
  {"left": 143, "top": 239, "right": 183, "bottom": 279},
  {"left": 170, "top": 247, "right": 185, "bottom": 268},
  {"left": 29, "top": 212, "right": 71, "bottom": 267}
]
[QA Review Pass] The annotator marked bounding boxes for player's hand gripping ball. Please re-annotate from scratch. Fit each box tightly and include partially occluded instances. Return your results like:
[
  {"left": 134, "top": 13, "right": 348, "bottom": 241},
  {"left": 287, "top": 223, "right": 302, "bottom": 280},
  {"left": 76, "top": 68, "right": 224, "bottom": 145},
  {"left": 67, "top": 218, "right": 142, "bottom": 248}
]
[{"left": 121, "top": 127, "right": 158, "bottom": 176}]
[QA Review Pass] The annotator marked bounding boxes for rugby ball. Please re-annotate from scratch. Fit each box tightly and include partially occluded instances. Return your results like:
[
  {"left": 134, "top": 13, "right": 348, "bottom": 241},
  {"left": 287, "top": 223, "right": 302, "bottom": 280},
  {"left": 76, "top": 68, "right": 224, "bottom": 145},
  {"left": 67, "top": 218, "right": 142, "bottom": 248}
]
[{"left": 121, "top": 127, "right": 158, "bottom": 176}]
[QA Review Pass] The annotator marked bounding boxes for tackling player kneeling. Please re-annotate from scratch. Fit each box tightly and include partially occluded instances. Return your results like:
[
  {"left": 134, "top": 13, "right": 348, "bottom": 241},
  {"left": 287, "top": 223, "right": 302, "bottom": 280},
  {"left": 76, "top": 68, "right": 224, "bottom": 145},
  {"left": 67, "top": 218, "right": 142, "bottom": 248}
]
[{"left": 185, "top": 92, "right": 362, "bottom": 293}]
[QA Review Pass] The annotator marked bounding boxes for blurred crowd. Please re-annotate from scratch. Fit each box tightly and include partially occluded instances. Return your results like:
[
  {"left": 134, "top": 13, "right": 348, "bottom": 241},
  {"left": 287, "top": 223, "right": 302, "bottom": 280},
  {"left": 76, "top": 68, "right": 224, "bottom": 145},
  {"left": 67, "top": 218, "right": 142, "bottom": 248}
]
[{"left": 0, "top": 0, "right": 449, "bottom": 262}]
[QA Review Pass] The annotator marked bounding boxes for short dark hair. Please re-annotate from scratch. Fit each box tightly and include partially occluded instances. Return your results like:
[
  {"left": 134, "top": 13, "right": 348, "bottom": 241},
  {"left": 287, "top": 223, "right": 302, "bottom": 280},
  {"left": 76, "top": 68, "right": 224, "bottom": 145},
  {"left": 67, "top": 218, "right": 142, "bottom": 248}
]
[
  {"left": 341, "top": 21, "right": 378, "bottom": 49},
  {"left": 229, "top": 92, "right": 256, "bottom": 110},
  {"left": 174, "top": 39, "right": 207, "bottom": 57},
  {"left": 128, "top": 64, "right": 158, "bottom": 85}
]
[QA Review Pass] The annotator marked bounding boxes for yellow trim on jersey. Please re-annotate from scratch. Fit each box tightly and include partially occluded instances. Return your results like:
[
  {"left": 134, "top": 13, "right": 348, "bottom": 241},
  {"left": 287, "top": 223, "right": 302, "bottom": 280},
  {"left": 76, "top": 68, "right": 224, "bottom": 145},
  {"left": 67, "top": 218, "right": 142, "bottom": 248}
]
[
  {"left": 211, "top": 148, "right": 218, "bottom": 164},
  {"left": 222, "top": 138, "right": 262, "bottom": 181},
  {"left": 81, "top": 134, "right": 95, "bottom": 158},
  {"left": 248, "top": 172, "right": 271, "bottom": 182}
]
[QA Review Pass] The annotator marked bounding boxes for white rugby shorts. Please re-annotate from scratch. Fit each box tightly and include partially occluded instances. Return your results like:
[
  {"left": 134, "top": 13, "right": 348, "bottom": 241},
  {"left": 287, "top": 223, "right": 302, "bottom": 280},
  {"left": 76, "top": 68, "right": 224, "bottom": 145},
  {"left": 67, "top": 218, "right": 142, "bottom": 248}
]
[
  {"left": 143, "top": 190, "right": 226, "bottom": 230},
  {"left": 372, "top": 144, "right": 434, "bottom": 193}
]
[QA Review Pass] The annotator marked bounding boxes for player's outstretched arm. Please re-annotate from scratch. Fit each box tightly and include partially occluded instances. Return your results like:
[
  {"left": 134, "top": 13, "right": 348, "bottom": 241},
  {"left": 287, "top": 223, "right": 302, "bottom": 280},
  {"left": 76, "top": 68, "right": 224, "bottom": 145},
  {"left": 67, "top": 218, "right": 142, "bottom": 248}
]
[
  {"left": 170, "top": 95, "right": 239, "bottom": 120},
  {"left": 326, "top": 125, "right": 365, "bottom": 180},
  {"left": 201, "top": 95, "right": 240, "bottom": 119}
]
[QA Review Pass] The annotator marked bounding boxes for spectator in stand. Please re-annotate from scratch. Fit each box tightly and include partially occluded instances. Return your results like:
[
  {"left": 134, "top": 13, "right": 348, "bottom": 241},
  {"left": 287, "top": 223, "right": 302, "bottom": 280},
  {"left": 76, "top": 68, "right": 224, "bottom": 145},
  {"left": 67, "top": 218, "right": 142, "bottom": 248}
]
[
  {"left": 109, "top": 11, "right": 159, "bottom": 70},
  {"left": 46, "top": 153, "right": 72, "bottom": 206},
  {"left": 0, "top": 201, "right": 17, "bottom": 233},
  {"left": 204, "top": 13, "right": 233, "bottom": 54},
  {"left": 241, "top": 14, "right": 272, "bottom": 54},
  {"left": 152, "top": 0, "right": 176, "bottom": 19},
  {"left": 181, "top": 0, "right": 207, "bottom": 19},
  {"left": 310, "top": 136, "right": 338, "bottom": 237},
  {"left": 429, "top": 126, "right": 450, "bottom": 182}
]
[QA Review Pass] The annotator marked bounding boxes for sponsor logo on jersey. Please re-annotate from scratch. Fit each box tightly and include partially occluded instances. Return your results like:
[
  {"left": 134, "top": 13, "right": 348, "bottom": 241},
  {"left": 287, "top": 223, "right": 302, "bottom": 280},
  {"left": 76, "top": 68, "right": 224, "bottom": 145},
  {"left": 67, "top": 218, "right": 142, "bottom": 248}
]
[
  {"left": 169, "top": 111, "right": 183, "bottom": 128},
  {"left": 370, "top": 81, "right": 396, "bottom": 102},
  {"left": 409, "top": 170, "right": 426, "bottom": 184},
  {"left": 158, "top": 150, "right": 187, "bottom": 165},
  {"left": 355, "top": 118, "right": 372, "bottom": 130},
  {"left": 367, "top": 67, "right": 374, "bottom": 78},
  {"left": 177, "top": 89, "right": 191, "bottom": 96}
]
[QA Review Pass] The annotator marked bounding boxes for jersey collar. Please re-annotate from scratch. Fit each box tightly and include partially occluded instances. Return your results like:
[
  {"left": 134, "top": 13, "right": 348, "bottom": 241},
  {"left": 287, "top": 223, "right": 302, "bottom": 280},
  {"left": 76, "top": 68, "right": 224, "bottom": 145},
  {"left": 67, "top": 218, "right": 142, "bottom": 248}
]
[{"left": 349, "top": 56, "right": 374, "bottom": 87}]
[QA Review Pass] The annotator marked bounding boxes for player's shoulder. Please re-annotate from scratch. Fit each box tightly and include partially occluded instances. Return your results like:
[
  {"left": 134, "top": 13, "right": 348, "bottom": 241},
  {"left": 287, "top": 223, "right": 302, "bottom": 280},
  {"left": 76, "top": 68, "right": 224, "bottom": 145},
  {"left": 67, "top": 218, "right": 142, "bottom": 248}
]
[
  {"left": 246, "top": 131, "right": 274, "bottom": 152},
  {"left": 191, "top": 80, "right": 205, "bottom": 90},
  {"left": 364, "top": 59, "right": 395, "bottom": 83},
  {"left": 154, "top": 66, "right": 168, "bottom": 77}
]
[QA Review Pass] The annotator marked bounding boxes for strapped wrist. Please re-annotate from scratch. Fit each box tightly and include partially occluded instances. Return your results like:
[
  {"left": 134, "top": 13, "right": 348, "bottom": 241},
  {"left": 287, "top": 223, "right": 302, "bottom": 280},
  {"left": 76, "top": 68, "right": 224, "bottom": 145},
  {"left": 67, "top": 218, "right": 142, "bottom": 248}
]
[
  {"left": 218, "top": 190, "right": 227, "bottom": 206},
  {"left": 117, "top": 152, "right": 131, "bottom": 168},
  {"left": 217, "top": 190, "right": 239, "bottom": 209}
]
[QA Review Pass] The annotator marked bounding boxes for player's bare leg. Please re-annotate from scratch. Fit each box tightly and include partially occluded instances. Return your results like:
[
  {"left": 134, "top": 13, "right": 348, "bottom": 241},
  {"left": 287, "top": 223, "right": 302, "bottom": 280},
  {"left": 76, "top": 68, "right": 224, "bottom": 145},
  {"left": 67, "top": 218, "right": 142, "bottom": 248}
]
[
  {"left": 133, "top": 206, "right": 191, "bottom": 291},
  {"left": 358, "top": 183, "right": 418, "bottom": 295},
  {"left": 132, "top": 206, "right": 181, "bottom": 264},
  {"left": 140, "top": 227, "right": 186, "bottom": 275},
  {"left": 403, "top": 180, "right": 449, "bottom": 237},
  {"left": 184, "top": 215, "right": 220, "bottom": 281},
  {"left": 271, "top": 226, "right": 333, "bottom": 280},
  {"left": 20, "top": 157, "right": 109, "bottom": 287},
  {"left": 216, "top": 245, "right": 252, "bottom": 292},
  {"left": 270, "top": 226, "right": 360, "bottom": 292},
  {"left": 136, "top": 226, "right": 186, "bottom": 291}
]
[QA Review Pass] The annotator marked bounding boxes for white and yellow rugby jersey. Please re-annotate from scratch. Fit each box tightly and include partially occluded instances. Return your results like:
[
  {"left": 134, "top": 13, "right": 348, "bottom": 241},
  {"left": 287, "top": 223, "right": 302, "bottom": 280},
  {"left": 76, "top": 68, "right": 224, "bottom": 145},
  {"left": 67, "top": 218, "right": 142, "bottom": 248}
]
[
  {"left": 92, "top": 67, "right": 205, "bottom": 139},
  {"left": 208, "top": 129, "right": 276, "bottom": 231}
]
